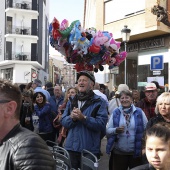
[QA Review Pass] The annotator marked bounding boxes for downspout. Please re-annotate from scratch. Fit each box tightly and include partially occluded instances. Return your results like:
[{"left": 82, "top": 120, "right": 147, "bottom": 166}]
[{"left": 83, "top": 0, "right": 87, "bottom": 28}]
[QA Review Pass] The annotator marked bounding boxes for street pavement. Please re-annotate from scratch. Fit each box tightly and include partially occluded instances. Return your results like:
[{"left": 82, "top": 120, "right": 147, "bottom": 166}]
[{"left": 98, "top": 137, "right": 109, "bottom": 170}]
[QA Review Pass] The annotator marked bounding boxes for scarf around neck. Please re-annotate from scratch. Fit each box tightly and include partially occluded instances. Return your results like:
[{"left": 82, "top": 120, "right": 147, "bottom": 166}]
[
  {"left": 121, "top": 104, "right": 133, "bottom": 114},
  {"left": 77, "top": 90, "right": 94, "bottom": 101}
]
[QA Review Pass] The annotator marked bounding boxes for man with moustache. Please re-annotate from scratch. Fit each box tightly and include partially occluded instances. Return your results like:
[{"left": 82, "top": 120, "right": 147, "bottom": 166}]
[{"left": 61, "top": 71, "right": 108, "bottom": 170}]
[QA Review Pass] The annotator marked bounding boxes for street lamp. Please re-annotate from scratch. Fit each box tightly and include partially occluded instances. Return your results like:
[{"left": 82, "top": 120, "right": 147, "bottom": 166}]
[{"left": 121, "top": 25, "right": 131, "bottom": 84}]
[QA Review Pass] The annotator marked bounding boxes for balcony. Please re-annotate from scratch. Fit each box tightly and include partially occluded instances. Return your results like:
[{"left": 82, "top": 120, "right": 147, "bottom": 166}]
[
  {"left": 14, "top": 2, "right": 31, "bottom": 10},
  {"left": 5, "top": 26, "right": 38, "bottom": 40},
  {"left": 5, "top": 52, "right": 31, "bottom": 61},
  {"left": 6, "top": 26, "right": 31, "bottom": 35},
  {"left": 5, "top": 2, "right": 39, "bottom": 17},
  {"left": 6, "top": 1, "right": 37, "bottom": 11}
]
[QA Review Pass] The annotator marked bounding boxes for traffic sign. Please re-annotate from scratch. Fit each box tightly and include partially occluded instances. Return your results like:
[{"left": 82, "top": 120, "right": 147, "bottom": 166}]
[
  {"left": 150, "top": 55, "right": 164, "bottom": 71},
  {"left": 32, "top": 72, "right": 37, "bottom": 78}
]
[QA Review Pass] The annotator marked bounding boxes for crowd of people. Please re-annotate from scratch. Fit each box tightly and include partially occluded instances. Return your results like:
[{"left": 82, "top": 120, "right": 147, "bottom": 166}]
[{"left": 0, "top": 72, "right": 170, "bottom": 170}]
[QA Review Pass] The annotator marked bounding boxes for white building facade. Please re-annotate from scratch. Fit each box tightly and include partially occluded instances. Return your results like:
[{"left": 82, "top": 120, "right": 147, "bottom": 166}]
[{"left": 0, "top": 0, "right": 49, "bottom": 85}]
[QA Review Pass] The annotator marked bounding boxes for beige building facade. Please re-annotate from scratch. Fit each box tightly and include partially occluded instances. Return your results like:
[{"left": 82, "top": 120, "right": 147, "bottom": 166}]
[{"left": 84, "top": 0, "right": 170, "bottom": 91}]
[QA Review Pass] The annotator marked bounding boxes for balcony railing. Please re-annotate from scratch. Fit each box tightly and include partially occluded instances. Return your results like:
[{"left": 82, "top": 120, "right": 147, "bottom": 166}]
[
  {"left": 7, "top": 1, "right": 34, "bottom": 10},
  {"left": 5, "top": 52, "right": 31, "bottom": 61},
  {"left": 6, "top": 26, "right": 31, "bottom": 35}
]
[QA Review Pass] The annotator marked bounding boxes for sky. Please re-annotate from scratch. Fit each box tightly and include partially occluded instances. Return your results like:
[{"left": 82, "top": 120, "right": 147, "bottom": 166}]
[{"left": 49, "top": 0, "right": 84, "bottom": 55}]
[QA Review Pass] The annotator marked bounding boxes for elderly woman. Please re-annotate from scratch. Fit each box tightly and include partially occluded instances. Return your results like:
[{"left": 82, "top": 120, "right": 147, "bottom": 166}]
[
  {"left": 146, "top": 92, "right": 170, "bottom": 129},
  {"left": 106, "top": 90, "right": 148, "bottom": 170}
]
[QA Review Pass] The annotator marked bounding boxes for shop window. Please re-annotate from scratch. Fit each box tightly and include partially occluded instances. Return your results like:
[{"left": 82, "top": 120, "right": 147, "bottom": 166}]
[
  {"left": 137, "top": 63, "right": 168, "bottom": 91},
  {"left": 1, "top": 68, "right": 13, "bottom": 80}
]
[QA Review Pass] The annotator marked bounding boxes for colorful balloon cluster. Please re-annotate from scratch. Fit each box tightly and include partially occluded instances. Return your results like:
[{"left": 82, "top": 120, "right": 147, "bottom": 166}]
[{"left": 49, "top": 17, "right": 127, "bottom": 72}]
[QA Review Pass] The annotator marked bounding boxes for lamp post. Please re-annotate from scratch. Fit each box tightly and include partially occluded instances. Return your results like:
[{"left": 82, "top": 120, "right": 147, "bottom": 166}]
[
  {"left": 121, "top": 25, "right": 131, "bottom": 84},
  {"left": 52, "top": 64, "right": 55, "bottom": 86}
]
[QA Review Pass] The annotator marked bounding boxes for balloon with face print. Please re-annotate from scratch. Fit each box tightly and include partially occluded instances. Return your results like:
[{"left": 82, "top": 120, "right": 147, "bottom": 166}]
[{"left": 91, "top": 31, "right": 109, "bottom": 47}]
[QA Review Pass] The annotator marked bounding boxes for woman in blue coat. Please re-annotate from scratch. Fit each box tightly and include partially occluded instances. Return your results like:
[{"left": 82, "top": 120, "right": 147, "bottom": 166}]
[{"left": 33, "top": 92, "right": 54, "bottom": 142}]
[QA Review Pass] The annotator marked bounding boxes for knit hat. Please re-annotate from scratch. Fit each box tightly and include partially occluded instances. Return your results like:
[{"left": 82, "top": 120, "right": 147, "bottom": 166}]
[
  {"left": 145, "top": 83, "right": 157, "bottom": 91},
  {"left": 115, "top": 84, "right": 129, "bottom": 94}
]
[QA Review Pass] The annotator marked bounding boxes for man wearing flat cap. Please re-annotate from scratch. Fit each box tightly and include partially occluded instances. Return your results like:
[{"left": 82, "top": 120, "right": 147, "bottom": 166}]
[
  {"left": 61, "top": 71, "right": 108, "bottom": 170},
  {"left": 136, "top": 83, "right": 158, "bottom": 120}
]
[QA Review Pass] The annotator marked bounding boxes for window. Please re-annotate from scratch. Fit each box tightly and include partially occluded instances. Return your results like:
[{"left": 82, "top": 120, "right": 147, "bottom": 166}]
[
  {"left": 137, "top": 63, "right": 168, "bottom": 91},
  {"left": 104, "top": 0, "right": 145, "bottom": 24},
  {"left": 1, "top": 68, "right": 13, "bottom": 80}
]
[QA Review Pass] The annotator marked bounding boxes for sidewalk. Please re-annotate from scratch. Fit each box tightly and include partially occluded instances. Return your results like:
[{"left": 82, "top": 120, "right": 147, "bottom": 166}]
[{"left": 98, "top": 137, "right": 109, "bottom": 170}]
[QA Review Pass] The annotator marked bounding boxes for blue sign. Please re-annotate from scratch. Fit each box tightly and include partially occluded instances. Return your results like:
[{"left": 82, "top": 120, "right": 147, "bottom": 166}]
[{"left": 150, "top": 55, "right": 164, "bottom": 71}]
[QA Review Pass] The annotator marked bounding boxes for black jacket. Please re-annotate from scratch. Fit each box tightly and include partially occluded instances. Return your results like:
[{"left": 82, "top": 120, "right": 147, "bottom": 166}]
[
  {"left": 47, "top": 87, "right": 54, "bottom": 96},
  {"left": 146, "top": 113, "right": 169, "bottom": 130},
  {"left": 131, "top": 163, "right": 155, "bottom": 170},
  {"left": 0, "top": 124, "right": 56, "bottom": 170}
]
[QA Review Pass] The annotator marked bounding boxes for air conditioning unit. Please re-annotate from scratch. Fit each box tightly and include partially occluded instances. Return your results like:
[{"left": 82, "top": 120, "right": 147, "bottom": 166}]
[
  {"left": 15, "top": 3, "right": 20, "bottom": 8},
  {"left": 23, "top": 55, "right": 27, "bottom": 60},
  {"left": 17, "top": 54, "right": 27, "bottom": 61},
  {"left": 15, "top": 28, "right": 20, "bottom": 34}
]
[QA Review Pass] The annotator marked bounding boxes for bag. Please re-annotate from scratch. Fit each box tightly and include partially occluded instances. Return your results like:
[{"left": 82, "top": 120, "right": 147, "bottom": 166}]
[
  {"left": 32, "top": 113, "right": 39, "bottom": 134},
  {"left": 57, "top": 126, "right": 68, "bottom": 146},
  {"left": 53, "top": 113, "right": 62, "bottom": 129}
]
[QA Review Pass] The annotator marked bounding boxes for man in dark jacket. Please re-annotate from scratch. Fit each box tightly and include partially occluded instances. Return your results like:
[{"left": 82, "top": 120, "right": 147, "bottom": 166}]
[
  {"left": 0, "top": 79, "right": 56, "bottom": 170},
  {"left": 61, "top": 71, "right": 108, "bottom": 169},
  {"left": 49, "top": 85, "right": 64, "bottom": 114},
  {"left": 136, "top": 83, "right": 158, "bottom": 120},
  {"left": 45, "top": 81, "right": 54, "bottom": 96}
]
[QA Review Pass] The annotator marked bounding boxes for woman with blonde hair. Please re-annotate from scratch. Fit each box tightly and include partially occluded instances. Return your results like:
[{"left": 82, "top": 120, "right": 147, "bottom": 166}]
[
  {"left": 146, "top": 92, "right": 170, "bottom": 129},
  {"left": 53, "top": 87, "right": 78, "bottom": 146}
]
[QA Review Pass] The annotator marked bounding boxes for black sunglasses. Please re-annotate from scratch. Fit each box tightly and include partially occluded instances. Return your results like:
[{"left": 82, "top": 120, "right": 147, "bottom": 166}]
[{"left": 0, "top": 100, "right": 11, "bottom": 103}]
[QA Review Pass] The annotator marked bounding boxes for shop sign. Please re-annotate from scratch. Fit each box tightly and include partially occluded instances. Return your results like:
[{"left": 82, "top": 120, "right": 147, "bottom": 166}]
[
  {"left": 153, "top": 70, "right": 161, "bottom": 75},
  {"left": 24, "top": 71, "right": 30, "bottom": 80},
  {"left": 138, "top": 82, "right": 147, "bottom": 86},
  {"left": 110, "top": 67, "right": 119, "bottom": 74},
  {"left": 127, "top": 37, "right": 165, "bottom": 52}
]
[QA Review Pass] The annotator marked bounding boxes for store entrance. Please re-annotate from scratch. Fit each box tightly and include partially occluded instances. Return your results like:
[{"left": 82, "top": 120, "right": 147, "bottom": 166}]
[{"left": 114, "top": 58, "right": 138, "bottom": 90}]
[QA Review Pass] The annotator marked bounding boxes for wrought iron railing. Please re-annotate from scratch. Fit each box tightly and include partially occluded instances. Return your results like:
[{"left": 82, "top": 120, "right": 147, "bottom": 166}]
[
  {"left": 6, "top": 26, "right": 31, "bottom": 35},
  {"left": 6, "top": 1, "right": 33, "bottom": 10},
  {"left": 5, "top": 52, "right": 31, "bottom": 61}
]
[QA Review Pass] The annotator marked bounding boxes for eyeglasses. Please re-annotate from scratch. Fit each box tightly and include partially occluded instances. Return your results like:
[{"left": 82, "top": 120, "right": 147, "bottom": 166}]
[{"left": 0, "top": 100, "right": 11, "bottom": 103}]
